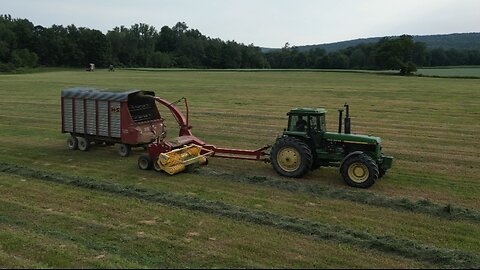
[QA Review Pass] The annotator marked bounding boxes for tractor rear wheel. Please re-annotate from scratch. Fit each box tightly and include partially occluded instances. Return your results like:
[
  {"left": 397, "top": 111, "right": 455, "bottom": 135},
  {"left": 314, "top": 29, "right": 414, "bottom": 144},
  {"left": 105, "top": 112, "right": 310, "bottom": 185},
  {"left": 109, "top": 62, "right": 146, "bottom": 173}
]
[
  {"left": 271, "top": 137, "right": 312, "bottom": 178},
  {"left": 77, "top": 137, "right": 90, "bottom": 151},
  {"left": 67, "top": 136, "right": 78, "bottom": 150},
  {"left": 138, "top": 154, "right": 153, "bottom": 170},
  {"left": 341, "top": 153, "right": 379, "bottom": 188}
]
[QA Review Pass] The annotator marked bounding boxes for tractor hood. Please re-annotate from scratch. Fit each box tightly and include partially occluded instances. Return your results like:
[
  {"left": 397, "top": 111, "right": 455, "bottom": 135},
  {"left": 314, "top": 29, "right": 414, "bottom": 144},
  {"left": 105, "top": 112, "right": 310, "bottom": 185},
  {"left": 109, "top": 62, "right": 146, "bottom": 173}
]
[{"left": 324, "top": 132, "right": 381, "bottom": 145}]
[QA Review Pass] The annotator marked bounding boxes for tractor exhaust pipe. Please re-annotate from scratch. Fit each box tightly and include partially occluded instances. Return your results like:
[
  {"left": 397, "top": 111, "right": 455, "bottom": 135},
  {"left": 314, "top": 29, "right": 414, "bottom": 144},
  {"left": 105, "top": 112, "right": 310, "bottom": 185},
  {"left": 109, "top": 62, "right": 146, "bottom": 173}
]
[
  {"left": 344, "top": 103, "right": 351, "bottom": 134},
  {"left": 338, "top": 109, "right": 344, "bottom": 133}
]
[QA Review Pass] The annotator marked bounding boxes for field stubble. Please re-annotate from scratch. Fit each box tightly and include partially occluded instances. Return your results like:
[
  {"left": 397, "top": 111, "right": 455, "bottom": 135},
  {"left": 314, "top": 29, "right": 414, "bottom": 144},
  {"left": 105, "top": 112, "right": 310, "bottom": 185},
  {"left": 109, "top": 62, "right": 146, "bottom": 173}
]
[{"left": 0, "top": 70, "right": 479, "bottom": 268}]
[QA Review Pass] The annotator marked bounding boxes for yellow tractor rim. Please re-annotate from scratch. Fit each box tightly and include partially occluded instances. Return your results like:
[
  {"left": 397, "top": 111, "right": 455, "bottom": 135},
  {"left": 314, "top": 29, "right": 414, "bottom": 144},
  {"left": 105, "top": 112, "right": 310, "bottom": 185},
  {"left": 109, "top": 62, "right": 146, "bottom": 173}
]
[
  {"left": 348, "top": 162, "right": 369, "bottom": 183},
  {"left": 277, "top": 147, "right": 301, "bottom": 172}
]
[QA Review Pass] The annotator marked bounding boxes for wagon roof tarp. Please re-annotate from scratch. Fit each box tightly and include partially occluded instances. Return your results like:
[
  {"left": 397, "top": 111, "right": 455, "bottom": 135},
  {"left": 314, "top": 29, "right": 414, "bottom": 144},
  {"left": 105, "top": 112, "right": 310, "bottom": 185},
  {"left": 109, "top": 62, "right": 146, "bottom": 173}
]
[{"left": 61, "top": 87, "right": 155, "bottom": 102}]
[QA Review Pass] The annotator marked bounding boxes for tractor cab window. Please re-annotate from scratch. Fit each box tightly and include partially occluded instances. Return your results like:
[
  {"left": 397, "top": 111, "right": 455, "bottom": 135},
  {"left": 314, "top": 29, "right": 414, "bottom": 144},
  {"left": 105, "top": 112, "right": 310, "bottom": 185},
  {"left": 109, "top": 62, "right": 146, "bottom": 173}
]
[
  {"left": 309, "top": 114, "right": 326, "bottom": 132},
  {"left": 289, "top": 115, "right": 308, "bottom": 132}
]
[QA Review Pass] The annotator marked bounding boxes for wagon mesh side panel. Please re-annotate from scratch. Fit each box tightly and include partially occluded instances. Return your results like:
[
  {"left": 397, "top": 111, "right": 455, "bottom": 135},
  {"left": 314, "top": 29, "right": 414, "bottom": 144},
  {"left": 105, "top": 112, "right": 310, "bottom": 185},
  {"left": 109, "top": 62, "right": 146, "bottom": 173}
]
[
  {"left": 110, "top": 102, "right": 121, "bottom": 138},
  {"left": 63, "top": 98, "right": 73, "bottom": 132},
  {"left": 74, "top": 99, "right": 84, "bottom": 134},
  {"left": 86, "top": 100, "right": 96, "bottom": 135},
  {"left": 98, "top": 101, "right": 109, "bottom": 137}
]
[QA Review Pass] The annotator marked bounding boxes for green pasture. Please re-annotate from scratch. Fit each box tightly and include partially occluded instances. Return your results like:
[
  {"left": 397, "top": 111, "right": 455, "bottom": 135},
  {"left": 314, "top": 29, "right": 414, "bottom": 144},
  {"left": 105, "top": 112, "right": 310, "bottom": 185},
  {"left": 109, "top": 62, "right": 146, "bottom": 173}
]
[{"left": 0, "top": 69, "right": 479, "bottom": 268}]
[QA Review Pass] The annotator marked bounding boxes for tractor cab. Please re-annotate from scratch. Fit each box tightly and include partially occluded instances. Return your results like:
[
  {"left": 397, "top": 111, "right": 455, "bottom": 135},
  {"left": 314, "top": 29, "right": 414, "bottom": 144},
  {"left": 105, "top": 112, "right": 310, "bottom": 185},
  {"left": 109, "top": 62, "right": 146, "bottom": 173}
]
[
  {"left": 285, "top": 108, "right": 327, "bottom": 148},
  {"left": 286, "top": 108, "right": 326, "bottom": 134}
]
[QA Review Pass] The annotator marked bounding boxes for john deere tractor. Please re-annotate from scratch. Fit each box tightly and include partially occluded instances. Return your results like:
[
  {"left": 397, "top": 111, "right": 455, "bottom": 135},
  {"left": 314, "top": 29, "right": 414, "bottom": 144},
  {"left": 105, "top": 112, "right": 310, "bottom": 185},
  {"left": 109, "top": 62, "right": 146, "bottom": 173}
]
[{"left": 271, "top": 103, "right": 393, "bottom": 188}]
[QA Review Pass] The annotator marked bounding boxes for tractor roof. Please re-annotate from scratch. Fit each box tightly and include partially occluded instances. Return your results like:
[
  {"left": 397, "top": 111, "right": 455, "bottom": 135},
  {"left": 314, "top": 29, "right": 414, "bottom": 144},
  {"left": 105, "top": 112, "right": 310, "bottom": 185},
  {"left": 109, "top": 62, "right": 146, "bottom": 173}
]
[{"left": 288, "top": 108, "right": 326, "bottom": 115}]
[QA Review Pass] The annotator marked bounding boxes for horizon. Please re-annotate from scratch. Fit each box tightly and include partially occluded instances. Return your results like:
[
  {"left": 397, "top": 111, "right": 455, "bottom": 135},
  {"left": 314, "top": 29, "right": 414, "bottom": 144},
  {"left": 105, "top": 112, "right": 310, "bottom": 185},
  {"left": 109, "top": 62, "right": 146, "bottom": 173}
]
[{"left": 2, "top": 0, "right": 480, "bottom": 48}]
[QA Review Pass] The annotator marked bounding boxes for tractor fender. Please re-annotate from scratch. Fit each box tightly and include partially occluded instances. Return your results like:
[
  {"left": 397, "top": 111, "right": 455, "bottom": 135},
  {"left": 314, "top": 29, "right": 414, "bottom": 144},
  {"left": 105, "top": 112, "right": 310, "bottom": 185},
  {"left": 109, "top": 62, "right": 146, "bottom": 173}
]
[{"left": 339, "top": 151, "right": 365, "bottom": 171}]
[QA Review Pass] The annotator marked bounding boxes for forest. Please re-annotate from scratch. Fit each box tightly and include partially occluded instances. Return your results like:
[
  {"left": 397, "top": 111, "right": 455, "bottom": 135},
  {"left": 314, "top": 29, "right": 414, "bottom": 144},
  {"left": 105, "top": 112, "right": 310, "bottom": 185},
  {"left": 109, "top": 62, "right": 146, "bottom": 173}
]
[{"left": 1, "top": 15, "right": 479, "bottom": 73}]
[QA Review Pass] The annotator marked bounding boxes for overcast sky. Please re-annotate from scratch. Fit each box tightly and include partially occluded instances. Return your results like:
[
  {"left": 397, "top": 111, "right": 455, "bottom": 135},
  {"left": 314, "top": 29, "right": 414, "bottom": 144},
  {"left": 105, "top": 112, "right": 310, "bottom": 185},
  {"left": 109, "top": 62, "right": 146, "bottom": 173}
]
[{"left": 2, "top": 0, "right": 480, "bottom": 48}]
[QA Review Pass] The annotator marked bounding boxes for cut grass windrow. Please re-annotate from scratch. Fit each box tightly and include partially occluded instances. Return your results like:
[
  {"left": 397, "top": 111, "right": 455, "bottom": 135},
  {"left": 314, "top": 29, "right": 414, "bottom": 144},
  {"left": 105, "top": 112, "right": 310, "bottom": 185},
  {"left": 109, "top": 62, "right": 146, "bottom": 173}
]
[
  {"left": 194, "top": 168, "right": 480, "bottom": 223},
  {"left": 0, "top": 162, "right": 479, "bottom": 269}
]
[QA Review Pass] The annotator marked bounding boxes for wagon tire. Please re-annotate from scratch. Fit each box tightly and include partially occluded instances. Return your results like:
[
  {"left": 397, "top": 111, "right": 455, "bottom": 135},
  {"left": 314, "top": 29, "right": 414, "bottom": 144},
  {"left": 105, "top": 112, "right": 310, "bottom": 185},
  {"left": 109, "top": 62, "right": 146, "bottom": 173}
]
[
  {"left": 67, "top": 136, "right": 78, "bottom": 150},
  {"left": 153, "top": 158, "right": 162, "bottom": 172},
  {"left": 77, "top": 137, "right": 90, "bottom": 151},
  {"left": 118, "top": 144, "right": 131, "bottom": 157},
  {"left": 138, "top": 154, "right": 153, "bottom": 170}
]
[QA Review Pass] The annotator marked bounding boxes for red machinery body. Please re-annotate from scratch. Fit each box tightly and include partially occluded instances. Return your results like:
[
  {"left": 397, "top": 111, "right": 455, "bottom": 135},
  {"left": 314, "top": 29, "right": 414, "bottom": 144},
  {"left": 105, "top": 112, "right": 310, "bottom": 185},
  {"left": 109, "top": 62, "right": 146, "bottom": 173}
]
[
  {"left": 61, "top": 88, "right": 164, "bottom": 146},
  {"left": 148, "top": 97, "right": 270, "bottom": 162}
]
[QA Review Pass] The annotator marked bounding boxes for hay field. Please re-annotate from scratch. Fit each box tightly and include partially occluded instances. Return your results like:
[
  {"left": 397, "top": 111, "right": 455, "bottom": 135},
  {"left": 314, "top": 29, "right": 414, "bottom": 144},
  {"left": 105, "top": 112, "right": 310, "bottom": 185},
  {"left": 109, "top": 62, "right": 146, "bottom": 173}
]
[
  {"left": 0, "top": 70, "right": 479, "bottom": 268},
  {"left": 416, "top": 66, "right": 480, "bottom": 78}
]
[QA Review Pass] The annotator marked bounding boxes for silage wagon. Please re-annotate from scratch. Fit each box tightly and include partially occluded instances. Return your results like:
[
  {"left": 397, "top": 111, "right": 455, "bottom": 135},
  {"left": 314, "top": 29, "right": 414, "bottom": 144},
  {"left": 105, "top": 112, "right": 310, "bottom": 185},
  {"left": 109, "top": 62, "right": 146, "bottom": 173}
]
[{"left": 61, "top": 87, "right": 165, "bottom": 157}]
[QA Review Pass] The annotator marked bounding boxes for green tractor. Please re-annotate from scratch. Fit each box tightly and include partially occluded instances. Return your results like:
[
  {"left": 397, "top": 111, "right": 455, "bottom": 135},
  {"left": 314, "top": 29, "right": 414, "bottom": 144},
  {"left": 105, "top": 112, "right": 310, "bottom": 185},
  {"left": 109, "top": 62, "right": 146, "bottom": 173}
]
[{"left": 271, "top": 103, "right": 393, "bottom": 188}]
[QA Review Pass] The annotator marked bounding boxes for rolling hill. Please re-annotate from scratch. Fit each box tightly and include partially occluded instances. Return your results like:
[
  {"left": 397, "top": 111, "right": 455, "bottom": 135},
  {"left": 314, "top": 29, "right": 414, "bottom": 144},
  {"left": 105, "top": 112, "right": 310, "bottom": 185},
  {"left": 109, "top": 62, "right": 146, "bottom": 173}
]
[{"left": 263, "top": 32, "right": 480, "bottom": 52}]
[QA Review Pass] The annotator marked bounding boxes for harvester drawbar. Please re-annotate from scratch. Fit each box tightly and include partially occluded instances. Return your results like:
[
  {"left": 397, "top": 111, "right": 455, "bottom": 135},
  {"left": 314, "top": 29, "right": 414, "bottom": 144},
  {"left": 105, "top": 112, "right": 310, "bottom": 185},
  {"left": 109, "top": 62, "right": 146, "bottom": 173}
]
[
  {"left": 62, "top": 88, "right": 392, "bottom": 188},
  {"left": 138, "top": 96, "right": 270, "bottom": 175}
]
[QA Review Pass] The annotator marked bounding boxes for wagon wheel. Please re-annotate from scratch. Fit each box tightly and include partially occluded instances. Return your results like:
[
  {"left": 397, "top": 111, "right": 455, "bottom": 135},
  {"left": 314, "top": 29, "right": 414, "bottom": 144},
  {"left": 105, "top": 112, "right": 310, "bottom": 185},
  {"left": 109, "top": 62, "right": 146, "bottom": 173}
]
[
  {"left": 77, "top": 137, "right": 90, "bottom": 151},
  {"left": 138, "top": 154, "right": 153, "bottom": 170},
  {"left": 67, "top": 136, "right": 78, "bottom": 150},
  {"left": 153, "top": 158, "right": 162, "bottom": 172},
  {"left": 118, "top": 144, "right": 131, "bottom": 157}
]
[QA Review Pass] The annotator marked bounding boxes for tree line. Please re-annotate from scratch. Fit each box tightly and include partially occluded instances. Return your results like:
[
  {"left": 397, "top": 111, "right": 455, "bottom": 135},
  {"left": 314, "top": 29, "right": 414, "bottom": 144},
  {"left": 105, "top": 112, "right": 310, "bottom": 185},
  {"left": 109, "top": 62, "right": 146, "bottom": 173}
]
[
  {"left": 266, "top": 36, "right": 480, "bottom": 74},
  {"left": 1, "top": 15, "right": 479, "bottom": 74}
]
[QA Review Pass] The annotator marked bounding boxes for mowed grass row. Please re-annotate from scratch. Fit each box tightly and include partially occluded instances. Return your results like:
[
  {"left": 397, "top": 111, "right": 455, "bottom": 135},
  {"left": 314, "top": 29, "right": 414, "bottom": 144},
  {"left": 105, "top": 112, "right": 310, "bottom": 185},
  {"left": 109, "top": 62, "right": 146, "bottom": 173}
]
[
  {"left": 2, "top": 166, "right": 478, "bottom": 268},
  {"left": 2, "top": 173, "right": 434, "bottom": 269},
  {"left": 0, "top": 70, "right": 479, "bottom": 267}
]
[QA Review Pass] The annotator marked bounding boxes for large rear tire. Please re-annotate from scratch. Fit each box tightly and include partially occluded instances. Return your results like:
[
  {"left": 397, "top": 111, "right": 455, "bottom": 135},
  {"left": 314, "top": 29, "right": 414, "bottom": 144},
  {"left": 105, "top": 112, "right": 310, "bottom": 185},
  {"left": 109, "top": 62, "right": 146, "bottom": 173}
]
[
  {"left": 271, "top": 137, "right": 312, "bottom": 178},
  {"left": 340, "top": 153, "right": 379, "bottom": 188}
]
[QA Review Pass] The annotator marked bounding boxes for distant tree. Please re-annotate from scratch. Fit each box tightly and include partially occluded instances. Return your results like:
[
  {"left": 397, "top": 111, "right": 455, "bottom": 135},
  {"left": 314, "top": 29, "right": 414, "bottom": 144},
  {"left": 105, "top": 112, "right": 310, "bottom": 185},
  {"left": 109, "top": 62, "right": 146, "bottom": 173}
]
[
  {"left": 77, "top": 28, "right": 109, "bottom": 66},
  {"left": 11, "top": 48, "right": 38, "bottom": 67},
  {"left": 375, "top": 35, "right": 418, "bottom": 75},
  {"left": 148, "top": 51, "right": 172, "bottom": 67},
  {"left": 429, "top": 48, "right": 447, "bottom": 66},
  {"left": 349, "top": 48, "right": 366, "bottom": 69},
  {"left": 328, "top": 52, "right": 349, "bottom": 69},
  {"left": 156, "top": 26, "right": 176, "bottom": 52},
  {"left": 222, "top": 41, "right": 242, "bottom": 68}
]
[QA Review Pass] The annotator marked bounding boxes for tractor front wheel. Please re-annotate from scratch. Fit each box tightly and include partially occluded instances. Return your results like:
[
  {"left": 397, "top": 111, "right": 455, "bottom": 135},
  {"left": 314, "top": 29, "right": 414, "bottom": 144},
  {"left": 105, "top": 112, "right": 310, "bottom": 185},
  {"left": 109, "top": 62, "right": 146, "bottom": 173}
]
[
  {"left": 341, "top": 153, "right": 379, "bottom": 188},
  {"left": 271, "top": 137, "right": 312, "bottom": 178}
]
